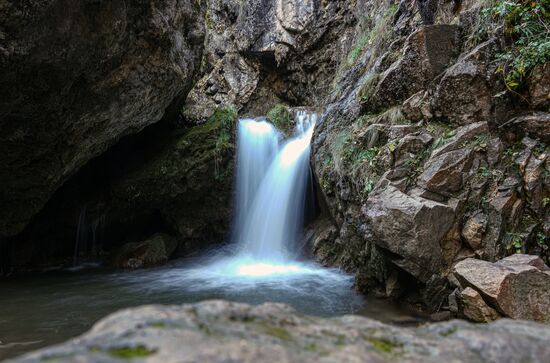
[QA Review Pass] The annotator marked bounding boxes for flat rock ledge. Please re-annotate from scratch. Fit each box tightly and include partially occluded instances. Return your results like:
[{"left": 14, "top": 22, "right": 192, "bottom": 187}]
[{"left": 8, "top": 301, "right": 550, "bottom": 363}]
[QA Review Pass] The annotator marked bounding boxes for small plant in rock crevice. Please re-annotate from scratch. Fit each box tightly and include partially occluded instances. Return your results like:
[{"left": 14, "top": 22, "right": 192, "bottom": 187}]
[
  {"left": 209, "top": 106, "right": 237, "bottom": 179},
  {"left": 505, "top": 232, "right": 524, "bottom": 254}
]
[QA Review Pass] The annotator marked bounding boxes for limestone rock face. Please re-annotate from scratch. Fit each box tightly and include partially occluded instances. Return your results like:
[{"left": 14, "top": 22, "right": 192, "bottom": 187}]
[
  {"left": 9, "top": 301, "right": 550, "bottom": 363},
  {"left": 182, "top": 0, "right": 355, "bottom": 123},
  {"left": 108, "top": 110, "right": 236, "bottom": 253},
  {"left": 453, "top": 256, "right": 550, "bottom": 322},
  {"left": 0, "top": 0, "right": 205, "bottom": 237}
]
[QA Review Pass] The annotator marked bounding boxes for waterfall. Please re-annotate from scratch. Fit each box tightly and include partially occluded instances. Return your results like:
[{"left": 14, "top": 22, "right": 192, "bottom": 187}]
[
  {"left": 232, "top": 119, "right": 279, "bottom": 244},
  {"left": 235, "top": 112, "right": 317, "bottom": 261},
  {"left": 140, "top": 110, "right": 360, "bottom": 314}
]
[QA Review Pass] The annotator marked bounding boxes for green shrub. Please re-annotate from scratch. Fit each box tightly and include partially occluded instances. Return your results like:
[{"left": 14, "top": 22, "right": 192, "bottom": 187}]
[{"left": 474, "top": 0, "right": 550, "bottom": 91}]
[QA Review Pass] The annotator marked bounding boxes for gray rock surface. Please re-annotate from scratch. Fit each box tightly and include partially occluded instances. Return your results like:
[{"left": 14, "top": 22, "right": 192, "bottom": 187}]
[{"left": 8, "top": 301, "right": 550, "bottom": 363}]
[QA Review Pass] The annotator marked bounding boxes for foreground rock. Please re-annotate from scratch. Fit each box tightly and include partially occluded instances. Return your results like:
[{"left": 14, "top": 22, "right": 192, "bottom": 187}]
[
  {"left": 453, "top": 255, "right": 550, "bottom": 322},
  {"left": 9, "top": 301, "right": 550, "bottom": 363}
]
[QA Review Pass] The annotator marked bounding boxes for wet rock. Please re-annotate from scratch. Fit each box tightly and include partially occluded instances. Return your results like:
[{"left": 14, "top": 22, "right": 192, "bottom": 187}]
[
  {"left": 112, "top": 234, "right": 177, "bottom": 269},
  {"left": 458, "top": 287, "right": 501, "bottom": 323},
  {"left": 10, "top": 301, "right": 550, "bottom": 363},
  {"left": 528, "top": 62, "right": 550, "bottom": 109},
  {"left": 0, "top": 0, "right": 205, "bottom": 237},
  {"left": 461, "top": 211, "right": 487, "bottom": 251},
  {"left": 453, "top": 256, "right": 550, "bottom": 322},
  {"left": 432, "top": 40, "right": 496, "bottom": 125},
  {"left": 418, "top": 149, "right": 474, "bottom": 196},
  {"left": 363, "top": 185, "right": 456, "bottom": 282}
]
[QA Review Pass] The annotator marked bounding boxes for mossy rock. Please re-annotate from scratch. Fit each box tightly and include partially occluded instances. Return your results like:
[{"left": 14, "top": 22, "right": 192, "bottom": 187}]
[{"left": 267, "top": 104, "right": 293, "bottom": 134}]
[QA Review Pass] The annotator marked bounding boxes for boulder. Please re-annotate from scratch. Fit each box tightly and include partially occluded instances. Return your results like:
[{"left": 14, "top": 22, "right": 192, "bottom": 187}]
[
  {"left": 418, "top": 149, "right": 474, "bottom": 196},
  {"left": 458, "top": 287, "right": 501, "bottom": 323},
  {"left": 363, "top": 185, "right": 456, "bottom": 281},
  {"left": 9, "top": 301, "right": 550, "bottom": 363},
  {"left": 453, "top": 256, "right": 550, "bottom": 322},
  {"left": 461, "top": 212, "right": 487, "bottom": 251},
  {"left": 0, "top": 0, "right": 204, "bottom": 238},
  {"left": 112, "top": 234, "right": 177, "bottom": 269},
  {"left": 432, "top": 40, "right": 495, "bottom": 125},
  {"left": 507, "top": 112, "right": 550, "bottom": 144},
  {"left": 431, "top": 121, "right": 488, "bottom": 157}
]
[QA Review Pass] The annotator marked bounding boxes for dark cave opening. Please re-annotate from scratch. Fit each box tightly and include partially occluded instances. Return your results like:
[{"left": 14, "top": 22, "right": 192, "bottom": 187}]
[{"left": 5, "top": 118, "right": 181, "bottom": 272}]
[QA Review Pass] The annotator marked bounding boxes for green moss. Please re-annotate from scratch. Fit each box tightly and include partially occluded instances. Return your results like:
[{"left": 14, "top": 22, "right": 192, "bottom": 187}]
[
  {"left": 264, "top": 326, "right": 292, "bottom": 341},
  {"left": 41, "top": 353, "right": 75, "bottom": 361},
  {"left": 366, "top": 338, "right": 402, "bottom": 355},
  {"left": 304, "top": 343, "right": 330, "bottom": 357},
  {"left": 146, "top": 321, "right": 183, "bottom": 329},
  {"left": 89, "top": 345, "right": 157, "bottom": 359},
  {"left": 438, "top": 327, "right": 458, "bottom": 337},
  {"left": 357, "top": 72, "right": 381, "bottom": 103},
  {"left": 267, "top": 104, "right": 293, "bottom": 134}
]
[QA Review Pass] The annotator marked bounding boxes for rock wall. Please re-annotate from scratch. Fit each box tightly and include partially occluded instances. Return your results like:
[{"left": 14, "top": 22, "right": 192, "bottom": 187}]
[
  {"left": 310, "top": 0, "right": 550, "bottom": 310},
  {"left": 182, "top": 0, "right": 357, "bottom": 123},
  {"left": 0, "top": 0, "right": 205, "bottom": 238}
]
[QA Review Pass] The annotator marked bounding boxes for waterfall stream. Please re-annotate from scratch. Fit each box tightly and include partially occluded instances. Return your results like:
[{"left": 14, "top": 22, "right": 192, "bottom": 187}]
[{"left": 236, "top": 112, "right": 316, "bottom": 261}]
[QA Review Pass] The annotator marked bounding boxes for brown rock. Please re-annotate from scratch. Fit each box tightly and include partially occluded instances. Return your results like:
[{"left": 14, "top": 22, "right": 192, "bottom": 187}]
[
  {"left": 507, "top": 112, "right": 550, "bottom": 144},
  {"left": 363, "top": 185, "right": 456, "bottom": 282},
  {"left": 418, "top": 149, "right": 474, "bottom": 196},
  {"left": 528, "top": 62, "right": 550, "bottom": 109},
  {"left": 497, "top": 254, "right": 550, "bottom": 271},
  {"left": 454, "top": 257, "right": 550, "bottom": 322},
  {"left": 432, "top": 40, "right": 495, "bottom": 125},
  {"left": 461, "top": 212, "right": 487, "bottom": 250},
  {"left": 459, "top": 287, "right": 501, "bottom": 323}
]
